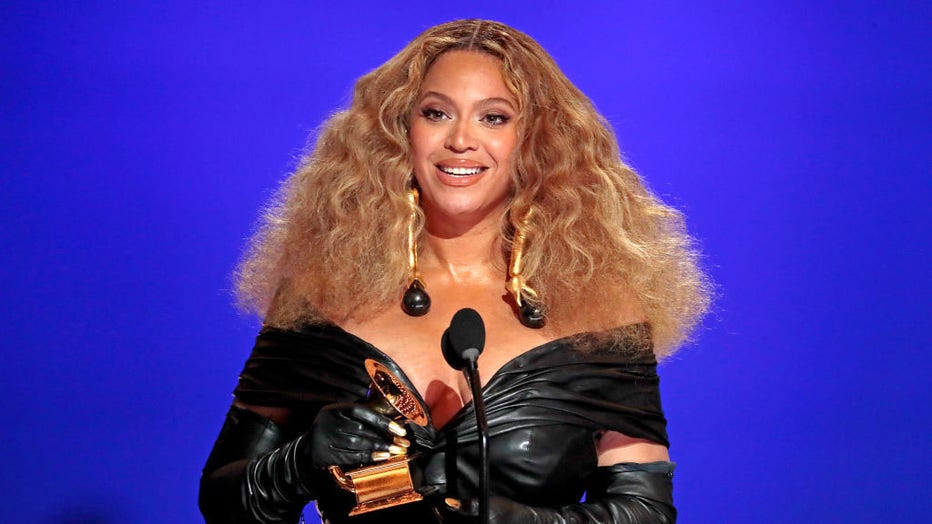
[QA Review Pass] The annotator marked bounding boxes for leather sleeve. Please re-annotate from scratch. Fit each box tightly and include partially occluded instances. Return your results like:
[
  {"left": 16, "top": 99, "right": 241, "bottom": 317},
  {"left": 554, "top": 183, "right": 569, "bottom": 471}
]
[
  {"left": 198, "top": 405, "right": 307, "bottom": 524},
  {"left": 199, "top": 326, "right": 377, "bottom": 523},
  {"left": 565, "top": 462, "right": 676, "bottom": 523},
  {"left": 447, "top": 461, "right": 676, "bottom": 524}
]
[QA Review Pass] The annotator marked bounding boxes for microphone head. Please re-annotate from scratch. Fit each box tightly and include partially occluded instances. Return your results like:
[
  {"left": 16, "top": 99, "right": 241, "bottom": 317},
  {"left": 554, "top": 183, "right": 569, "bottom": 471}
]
[{"left": 441, "top": 308, "right": 486, "bottom": 370}]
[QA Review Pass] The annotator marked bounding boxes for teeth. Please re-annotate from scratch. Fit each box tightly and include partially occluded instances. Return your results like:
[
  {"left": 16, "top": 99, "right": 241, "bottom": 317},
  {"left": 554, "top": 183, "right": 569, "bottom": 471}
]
[{"left": 438, "top": 166, "right": 484, "bottom": 176}]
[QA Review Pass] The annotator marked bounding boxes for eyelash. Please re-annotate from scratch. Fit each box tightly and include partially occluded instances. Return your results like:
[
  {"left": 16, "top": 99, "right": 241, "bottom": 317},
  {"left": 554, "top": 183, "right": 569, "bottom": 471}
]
[
  {"left": 419, "top": 108, "right": 512, "bottom": 126},
  {"left": 483, "top": 113, "right": 511, "bottom": 125},
  {"left": 420, "top": 108, "right": 447, "bottom": 121}
]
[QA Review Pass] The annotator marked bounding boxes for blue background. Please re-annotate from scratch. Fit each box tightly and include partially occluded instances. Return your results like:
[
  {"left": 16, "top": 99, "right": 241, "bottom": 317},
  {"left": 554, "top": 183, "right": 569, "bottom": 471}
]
[{"left": 2, "top": 1, "right": 929, "bottom": 522}]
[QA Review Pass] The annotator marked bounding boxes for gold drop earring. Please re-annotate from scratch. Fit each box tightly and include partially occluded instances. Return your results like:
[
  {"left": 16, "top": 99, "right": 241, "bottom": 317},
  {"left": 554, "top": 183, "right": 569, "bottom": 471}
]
[
  {"left": 507, "top": 209, "right": 546, "bottom": 328},
  {"left": 401, "top": 188, "right": 430, "bottom": 316}
]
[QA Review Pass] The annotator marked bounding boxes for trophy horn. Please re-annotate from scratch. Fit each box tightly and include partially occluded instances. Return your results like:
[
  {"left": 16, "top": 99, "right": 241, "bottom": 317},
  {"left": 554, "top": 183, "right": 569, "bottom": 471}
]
[
  {"left": 328, "top": 359, "right": 429, "bottom": 516},
  {"left": 364, "top": 359, "right": 428, "bottom": 427}
]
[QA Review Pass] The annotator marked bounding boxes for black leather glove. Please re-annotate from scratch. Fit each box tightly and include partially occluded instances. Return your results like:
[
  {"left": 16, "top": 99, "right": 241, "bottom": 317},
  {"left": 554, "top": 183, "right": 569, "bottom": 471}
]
[
  {"left": 310, "top": 402, "right": 409, "bottom": 469},
  {"left": 442, "top": 462, "right": 676, "bottom": 524},
  {"left": 199, "top": 404, "right": 409, "bottom": 524}
]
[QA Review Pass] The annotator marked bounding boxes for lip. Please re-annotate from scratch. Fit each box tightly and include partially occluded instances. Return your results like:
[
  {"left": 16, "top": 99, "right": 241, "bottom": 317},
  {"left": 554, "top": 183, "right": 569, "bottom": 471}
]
[{"left": 436, "top": 158, "right": 486, "bottom": 168}]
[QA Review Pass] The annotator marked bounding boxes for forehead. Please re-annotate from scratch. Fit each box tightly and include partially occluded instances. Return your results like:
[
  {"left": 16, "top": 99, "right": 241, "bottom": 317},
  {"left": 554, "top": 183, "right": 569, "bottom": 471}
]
[{"left": 419, "top": 50, "right": 512, "bottom": 98}]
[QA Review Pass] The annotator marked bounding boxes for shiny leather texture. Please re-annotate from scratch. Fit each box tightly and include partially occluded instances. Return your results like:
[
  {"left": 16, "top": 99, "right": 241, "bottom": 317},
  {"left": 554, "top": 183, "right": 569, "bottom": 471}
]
[
  {"left": 200, "top": 406, "right": 306, "bottom": 523},
  {"left": 242, "top": 433, "right": 318, "bottom": 522},
  {"left": 444, "top": 462, "right": 676, "bottom": 523},
  {"left": 309, "top": 403, "right": 398, "bottom": 469},
  {"left": 204, "top": 322, "right": 670, "bottom": 523}
]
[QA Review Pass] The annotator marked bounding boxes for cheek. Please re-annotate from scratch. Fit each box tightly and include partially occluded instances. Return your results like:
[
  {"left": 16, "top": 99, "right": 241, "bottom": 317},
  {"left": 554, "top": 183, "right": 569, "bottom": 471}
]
[
  {"left": 409, "top": 129, "right": 432, "bottom": 182},
  {"left": 408, "top": 124, "right": 439, "bottom": 158},
  {"left": 491, "top": 133, "right": 519, "bottom": 163}
]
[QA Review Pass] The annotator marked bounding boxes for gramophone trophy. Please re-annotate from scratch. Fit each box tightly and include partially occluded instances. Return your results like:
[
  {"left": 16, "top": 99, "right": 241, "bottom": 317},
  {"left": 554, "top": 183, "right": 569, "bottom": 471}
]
[{"left": 328, "top": 359, "right": 429, "bottom": 516}]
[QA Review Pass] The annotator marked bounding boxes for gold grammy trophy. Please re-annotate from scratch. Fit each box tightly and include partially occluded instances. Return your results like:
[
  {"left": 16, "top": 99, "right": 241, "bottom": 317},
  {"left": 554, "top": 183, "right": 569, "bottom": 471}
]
[{"left": 328, "top": 359, "right": 429, "bottom": 516}]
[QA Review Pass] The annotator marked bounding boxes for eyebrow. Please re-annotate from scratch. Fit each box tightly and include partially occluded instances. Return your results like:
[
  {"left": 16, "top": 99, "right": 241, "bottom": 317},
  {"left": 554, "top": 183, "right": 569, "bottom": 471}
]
[{"left": 418, "top": 90, "right": 517, "bottom": 110}]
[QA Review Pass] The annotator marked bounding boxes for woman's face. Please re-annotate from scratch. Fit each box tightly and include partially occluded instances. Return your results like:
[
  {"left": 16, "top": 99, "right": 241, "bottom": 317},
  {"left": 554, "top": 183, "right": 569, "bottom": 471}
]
[{"left": 409, "top": 50, "right": 519, "bottom": 230}]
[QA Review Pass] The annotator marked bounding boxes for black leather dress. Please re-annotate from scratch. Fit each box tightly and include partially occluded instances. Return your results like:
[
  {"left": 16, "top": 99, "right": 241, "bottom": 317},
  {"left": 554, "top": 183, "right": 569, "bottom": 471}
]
[{"left": 231, "top": 323, "right": 669, "bottom": 523}]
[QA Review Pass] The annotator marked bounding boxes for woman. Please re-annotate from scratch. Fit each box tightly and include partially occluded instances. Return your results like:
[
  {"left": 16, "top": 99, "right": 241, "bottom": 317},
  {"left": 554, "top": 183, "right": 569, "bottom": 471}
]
[{"left": 200, "top": 19, "right": 709, "bottom": 524}]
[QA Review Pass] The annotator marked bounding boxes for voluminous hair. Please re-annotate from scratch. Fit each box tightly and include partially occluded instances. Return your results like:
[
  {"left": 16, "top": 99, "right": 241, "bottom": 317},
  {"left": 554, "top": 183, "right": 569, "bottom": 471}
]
[{"left": 235, "top": 19, "right": 711, "bottom": 358}]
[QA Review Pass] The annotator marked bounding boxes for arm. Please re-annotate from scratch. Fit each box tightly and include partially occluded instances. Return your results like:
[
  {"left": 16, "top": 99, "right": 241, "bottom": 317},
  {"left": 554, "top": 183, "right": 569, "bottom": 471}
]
[
  {"left": 445, "top": 463, "right": 675, "bottom": 524},
  {"left": 198, "top": 404, "right": 306, "bottom": 524},
  {"left": 468, "top": 462, "right": 676, "bottom": 524},
  {"left": 445, "top": 432, "right": 676, "bottom": 524},
  {"left": 198, "top": 402, "right": 407, "bottom": 524}
]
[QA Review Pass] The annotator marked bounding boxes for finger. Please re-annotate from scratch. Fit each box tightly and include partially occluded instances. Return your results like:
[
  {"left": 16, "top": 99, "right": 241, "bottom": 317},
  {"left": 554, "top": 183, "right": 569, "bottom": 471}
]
[
  {"left": 373, "top": 444, "right": 409, "bottom": 460},
  {"left": 327, "top": 412, "right": 394, "bottom": 450},
  {"left": 331, "top": 421, "right": 406, "bottom": 456},
  {"left": 332, "top": 440, "right": 404, "bottom": 462},
  {"left": 328, "top": 440, "right": 392, "bottom": 466},
  {"left": 416, "top": 485, "right": 441, "bottom": 497},
  {"left": 444, "top": 497, "right": 479, "bottom": 517},
  {"left": 336, "top": 438, "right": 405, "bottom": 457},
  {"left": 387, "top": 420, "right": 407, "bottom": 437},
  {"left": 332, "top": 426, "right": 393, "bottom": 453},
  {"left": 344, "top": 404, "right": 408, "bottom": 439},
  {"left": 328, "top": 434, "right": 405, "bottom": 463}
]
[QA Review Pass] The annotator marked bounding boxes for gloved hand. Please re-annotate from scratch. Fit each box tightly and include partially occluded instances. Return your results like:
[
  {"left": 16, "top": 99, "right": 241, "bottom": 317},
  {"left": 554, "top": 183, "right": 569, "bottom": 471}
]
[
  {"left": 200, "top": 403, "right": 411, "bottom": 524},
  {"left": 309, "top": 403, "right": 410, "bottom": 469}
]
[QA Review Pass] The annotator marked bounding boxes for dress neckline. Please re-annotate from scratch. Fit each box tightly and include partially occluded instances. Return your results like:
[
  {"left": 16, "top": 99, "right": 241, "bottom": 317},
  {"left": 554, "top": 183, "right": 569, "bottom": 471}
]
[
  {"left": 334, "top": 324, "right": 572, "bottom": 430},
  {"left": 323, "top": 322, "right": 651, "bottom": 431}
]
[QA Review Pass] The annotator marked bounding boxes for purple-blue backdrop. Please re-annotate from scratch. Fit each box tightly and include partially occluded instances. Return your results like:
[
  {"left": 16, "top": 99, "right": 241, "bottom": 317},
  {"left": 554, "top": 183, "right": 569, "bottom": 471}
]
[{"left": 2, "top": 2, "right": 929, "bottom": 523}]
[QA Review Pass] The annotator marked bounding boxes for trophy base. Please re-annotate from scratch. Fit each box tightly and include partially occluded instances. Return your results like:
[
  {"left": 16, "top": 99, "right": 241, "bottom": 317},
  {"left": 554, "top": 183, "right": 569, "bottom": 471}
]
[
  {"left": 330, "top": 455, "right": 424, "bottom": 516},
  {"left": 347, "top": 489, "right": 424, "bottom": 516}
]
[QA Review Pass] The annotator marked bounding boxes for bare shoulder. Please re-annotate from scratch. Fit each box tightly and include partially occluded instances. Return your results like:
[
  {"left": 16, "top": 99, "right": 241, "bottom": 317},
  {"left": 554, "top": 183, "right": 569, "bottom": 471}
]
[
  {"left": 232, "top": 400, "right": 293, "bottom": 427},
  {"left": 596, "top": 431, "right": 670, "bottom": 466}
]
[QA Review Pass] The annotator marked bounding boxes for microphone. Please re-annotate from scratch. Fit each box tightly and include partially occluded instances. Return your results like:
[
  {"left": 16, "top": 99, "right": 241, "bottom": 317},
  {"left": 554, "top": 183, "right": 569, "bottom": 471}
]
[
  {"left": 442, "top": 308, "right": 489, "bottom": 524},
  {"left": 442, "top": 307, "right": 486, "bottom": 370}
]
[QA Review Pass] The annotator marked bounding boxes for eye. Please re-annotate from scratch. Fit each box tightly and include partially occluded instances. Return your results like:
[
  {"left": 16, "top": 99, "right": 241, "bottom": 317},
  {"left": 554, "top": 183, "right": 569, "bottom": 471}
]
[
  {"left": 420, "top": 108, "right": 448, "bottom": 121},
  {"left": 482, "top": 113, "right": 511, "bottom": 126}
]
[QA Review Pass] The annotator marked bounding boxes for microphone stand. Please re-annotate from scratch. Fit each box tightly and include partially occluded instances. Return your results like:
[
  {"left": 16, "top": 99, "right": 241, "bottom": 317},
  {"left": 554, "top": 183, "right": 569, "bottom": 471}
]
[
  {"left": 442, "top": 309, "right": 489, "bottom": 524},
  {"left": 463, "top": 358, "right": 489, "bottom": 524}
]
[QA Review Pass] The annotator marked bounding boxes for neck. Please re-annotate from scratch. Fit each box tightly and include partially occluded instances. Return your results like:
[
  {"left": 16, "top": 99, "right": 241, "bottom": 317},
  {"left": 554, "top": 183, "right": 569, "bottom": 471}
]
[{"left": 420, "top": 211, "right": 503, "bottom": 282}]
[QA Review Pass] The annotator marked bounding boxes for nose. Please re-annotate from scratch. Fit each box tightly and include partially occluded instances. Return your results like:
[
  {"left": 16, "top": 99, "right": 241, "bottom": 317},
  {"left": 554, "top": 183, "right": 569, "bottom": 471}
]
[{"left": 444, "top": 119, "right": 478, "bottom": 152}]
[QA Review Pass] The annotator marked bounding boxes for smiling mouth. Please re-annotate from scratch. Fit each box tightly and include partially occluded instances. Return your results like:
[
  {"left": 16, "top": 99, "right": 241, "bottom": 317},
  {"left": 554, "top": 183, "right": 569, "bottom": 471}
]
[{"left": 437, "top": 165, "right": 487, "bottom": 176}]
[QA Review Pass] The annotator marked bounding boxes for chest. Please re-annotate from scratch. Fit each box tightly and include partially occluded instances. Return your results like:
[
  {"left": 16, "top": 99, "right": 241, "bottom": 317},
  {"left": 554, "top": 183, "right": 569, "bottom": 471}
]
[{"left": 343, "top": 304, "right": 555, "bottom": 428}]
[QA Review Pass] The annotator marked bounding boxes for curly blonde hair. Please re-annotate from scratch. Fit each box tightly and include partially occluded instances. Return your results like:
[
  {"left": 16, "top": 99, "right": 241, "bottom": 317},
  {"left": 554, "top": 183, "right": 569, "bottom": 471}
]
[{"left": 235, "top": 19, "right": 710, "bottom": 357}]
